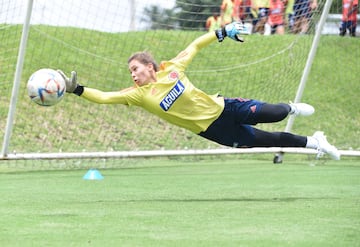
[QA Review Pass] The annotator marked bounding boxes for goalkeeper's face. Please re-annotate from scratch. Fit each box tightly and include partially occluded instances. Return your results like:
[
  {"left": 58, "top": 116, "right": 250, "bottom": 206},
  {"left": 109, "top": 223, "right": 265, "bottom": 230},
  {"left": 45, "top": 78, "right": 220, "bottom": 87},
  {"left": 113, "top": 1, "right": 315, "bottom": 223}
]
[{"left": 128, "top": 59, "right": 157, "bottom": 87}]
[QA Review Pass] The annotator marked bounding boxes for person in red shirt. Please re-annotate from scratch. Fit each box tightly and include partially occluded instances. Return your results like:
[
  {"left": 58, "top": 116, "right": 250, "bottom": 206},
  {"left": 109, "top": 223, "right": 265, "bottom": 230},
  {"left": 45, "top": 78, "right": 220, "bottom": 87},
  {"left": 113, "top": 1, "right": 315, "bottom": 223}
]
[
  {"left": 239, "top": 0, "right": 257, "bottom": 22},
  {"left": 267, "top": 0, "right": 287, "bottom": 34},
  {"left": 340, "top": 0, "right": 358, "bottom": 36},
  {"left": 232, "top": 0, "right": 242, "bottom": 21}
]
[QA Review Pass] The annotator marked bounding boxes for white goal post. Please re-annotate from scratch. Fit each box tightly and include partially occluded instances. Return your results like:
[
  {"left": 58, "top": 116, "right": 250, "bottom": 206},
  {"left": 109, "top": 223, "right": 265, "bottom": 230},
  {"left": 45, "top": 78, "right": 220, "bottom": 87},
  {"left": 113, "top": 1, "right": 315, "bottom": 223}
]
[{"left": 1, "top": 0, "right": 359, "bottom": 164}]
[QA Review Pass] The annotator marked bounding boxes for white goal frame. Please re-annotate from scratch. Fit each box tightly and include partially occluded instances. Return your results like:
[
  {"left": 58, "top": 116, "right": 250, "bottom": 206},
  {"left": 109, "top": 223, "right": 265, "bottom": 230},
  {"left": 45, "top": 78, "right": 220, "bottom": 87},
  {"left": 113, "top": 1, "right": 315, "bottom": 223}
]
[{"left": 1, "top": 0, "right": 359, "bottom": 162}]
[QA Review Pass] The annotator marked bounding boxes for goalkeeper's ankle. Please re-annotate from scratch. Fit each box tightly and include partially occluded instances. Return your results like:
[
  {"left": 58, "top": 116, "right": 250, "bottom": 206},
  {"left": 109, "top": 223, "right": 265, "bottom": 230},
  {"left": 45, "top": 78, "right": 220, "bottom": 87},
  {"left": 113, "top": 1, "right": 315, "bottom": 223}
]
[{"left": 289, "top": 102, "right": 315, "bottom": 116}]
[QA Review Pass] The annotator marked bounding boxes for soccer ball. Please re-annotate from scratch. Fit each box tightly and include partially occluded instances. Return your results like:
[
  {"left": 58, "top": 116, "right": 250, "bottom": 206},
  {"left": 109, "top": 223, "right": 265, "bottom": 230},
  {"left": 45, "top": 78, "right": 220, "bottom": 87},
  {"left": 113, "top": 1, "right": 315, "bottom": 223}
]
[{"left": 27, "top": 68, "right": 66, "bottom": 106}]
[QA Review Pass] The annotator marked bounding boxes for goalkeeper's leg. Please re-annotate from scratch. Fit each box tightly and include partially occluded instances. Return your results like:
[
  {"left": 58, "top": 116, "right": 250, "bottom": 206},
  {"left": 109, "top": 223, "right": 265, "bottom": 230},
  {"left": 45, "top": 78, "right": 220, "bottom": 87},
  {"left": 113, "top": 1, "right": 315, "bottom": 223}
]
[
  {"left": 252, "top": 128, "right": 306, "bottom": 147},
  {"left": 252, "top": 128, "right": 340, "bottom": 160},
  {"left": 253, "top": 102, "right": 314, "bottom": 124}
]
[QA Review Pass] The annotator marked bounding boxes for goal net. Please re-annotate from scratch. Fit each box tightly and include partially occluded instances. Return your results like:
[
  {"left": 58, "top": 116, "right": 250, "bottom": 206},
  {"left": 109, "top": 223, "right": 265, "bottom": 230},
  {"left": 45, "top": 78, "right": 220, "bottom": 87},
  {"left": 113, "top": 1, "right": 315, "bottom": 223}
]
[{"left": 1, "top": 0, "right": 358, "bottom": 167}]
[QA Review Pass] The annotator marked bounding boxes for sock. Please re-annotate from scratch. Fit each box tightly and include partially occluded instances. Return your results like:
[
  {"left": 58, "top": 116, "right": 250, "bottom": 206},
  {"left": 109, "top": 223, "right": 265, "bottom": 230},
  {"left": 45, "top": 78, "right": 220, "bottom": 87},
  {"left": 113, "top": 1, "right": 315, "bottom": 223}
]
[
  {"left": 305, "top": 136, "right": 318, "bottom": 149},
  {"left": 289, "top": 103, "right": 295, "bottom": 115}
]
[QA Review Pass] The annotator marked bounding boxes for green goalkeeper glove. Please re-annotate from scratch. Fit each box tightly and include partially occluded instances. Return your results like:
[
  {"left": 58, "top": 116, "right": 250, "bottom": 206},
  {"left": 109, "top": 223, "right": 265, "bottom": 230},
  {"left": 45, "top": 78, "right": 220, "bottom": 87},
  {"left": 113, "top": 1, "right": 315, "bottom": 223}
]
[
  {"left": 215, "top": 22, "right": 249, "bottom": 42},
  {"left": 57, "top": 70, "right": 83, "bottom": 95}
]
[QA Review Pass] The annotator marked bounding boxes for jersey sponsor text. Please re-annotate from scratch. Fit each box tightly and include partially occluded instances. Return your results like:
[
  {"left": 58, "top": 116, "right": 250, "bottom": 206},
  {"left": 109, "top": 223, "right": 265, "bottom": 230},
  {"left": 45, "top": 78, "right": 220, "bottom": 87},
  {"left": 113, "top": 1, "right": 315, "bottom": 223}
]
[{"left": 160, "top": 80, "right": 185, "bottom": 111}]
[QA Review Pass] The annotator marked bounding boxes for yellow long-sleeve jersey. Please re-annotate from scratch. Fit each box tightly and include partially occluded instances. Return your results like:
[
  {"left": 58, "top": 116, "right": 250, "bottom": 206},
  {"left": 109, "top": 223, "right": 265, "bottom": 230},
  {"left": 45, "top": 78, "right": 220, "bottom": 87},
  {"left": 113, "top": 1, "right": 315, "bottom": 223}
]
[{"left": 81, "top": 32, "right": 225, "bottom": 134}]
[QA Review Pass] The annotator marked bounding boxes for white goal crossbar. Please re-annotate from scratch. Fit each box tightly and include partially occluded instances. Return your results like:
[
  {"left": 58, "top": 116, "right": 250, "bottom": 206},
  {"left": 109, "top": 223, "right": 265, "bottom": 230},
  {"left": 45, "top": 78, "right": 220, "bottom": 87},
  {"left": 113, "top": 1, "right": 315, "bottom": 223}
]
[{"left": 1, "top": 148, "right": 359, "bottom": 160}]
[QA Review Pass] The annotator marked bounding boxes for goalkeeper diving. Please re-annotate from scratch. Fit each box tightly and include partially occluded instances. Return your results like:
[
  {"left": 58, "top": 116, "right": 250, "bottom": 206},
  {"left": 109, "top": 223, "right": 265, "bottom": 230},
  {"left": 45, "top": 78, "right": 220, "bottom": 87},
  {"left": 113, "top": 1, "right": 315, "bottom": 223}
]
[{"left": 58, "top": 22, "right": 340, "bottom": 160}]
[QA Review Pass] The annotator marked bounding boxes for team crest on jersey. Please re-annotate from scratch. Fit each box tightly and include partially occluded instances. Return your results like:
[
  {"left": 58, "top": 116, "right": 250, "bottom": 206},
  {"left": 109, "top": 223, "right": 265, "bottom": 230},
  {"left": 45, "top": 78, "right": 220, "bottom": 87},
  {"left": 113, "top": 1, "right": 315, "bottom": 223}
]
[
  {"left": 168, "top": 71, "right": 179, "bottom": 81},
  {"left": 160, "top": 80, "right": 185, "bottom": 111}
]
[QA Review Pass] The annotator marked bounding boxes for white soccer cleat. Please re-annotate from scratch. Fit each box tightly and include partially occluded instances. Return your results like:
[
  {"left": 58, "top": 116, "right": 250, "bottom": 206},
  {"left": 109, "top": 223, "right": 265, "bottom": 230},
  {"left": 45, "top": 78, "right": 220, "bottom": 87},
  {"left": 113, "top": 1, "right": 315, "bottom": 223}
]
[
  {"left": 289, "top": 102, "right": 315, "bottom": 116},
  {"left": 312, "top": 131, "right": 341, "bottom": 160}
]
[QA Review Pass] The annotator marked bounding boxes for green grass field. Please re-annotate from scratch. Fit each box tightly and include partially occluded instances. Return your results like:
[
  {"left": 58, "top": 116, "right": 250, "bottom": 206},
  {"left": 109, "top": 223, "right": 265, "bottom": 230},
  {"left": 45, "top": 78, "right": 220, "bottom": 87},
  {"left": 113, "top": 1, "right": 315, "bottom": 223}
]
[{"left": 0, "top": 158, "right": 359, "bottom": 246}]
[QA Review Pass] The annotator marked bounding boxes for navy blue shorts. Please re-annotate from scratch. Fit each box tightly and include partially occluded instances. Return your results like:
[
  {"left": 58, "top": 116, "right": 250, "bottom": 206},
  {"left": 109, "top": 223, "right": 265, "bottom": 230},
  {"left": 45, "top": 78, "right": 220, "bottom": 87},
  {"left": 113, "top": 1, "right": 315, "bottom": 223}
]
[
  {"left": 340, "top": 21, "right": 357, "bottom": 35},
  {"left": 199, "top": 98, "right": 265, "bottom": 148}
]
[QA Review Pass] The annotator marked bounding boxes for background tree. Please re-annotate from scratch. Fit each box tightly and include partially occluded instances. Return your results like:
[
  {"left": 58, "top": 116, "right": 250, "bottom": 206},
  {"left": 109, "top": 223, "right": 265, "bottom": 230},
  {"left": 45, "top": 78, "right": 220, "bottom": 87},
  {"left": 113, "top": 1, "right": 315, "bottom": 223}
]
[
  {"left": 141, "top": 5, "right": 179, "bottom": 30},
  {"left": 174, "top": 0, "right": 221, "bottom": 30},
  {"left": 142, "top": 0, "right": 221, "bottom": 30},
  {"left": 329, "top": 0, "right": 343, "bottom": 13}
]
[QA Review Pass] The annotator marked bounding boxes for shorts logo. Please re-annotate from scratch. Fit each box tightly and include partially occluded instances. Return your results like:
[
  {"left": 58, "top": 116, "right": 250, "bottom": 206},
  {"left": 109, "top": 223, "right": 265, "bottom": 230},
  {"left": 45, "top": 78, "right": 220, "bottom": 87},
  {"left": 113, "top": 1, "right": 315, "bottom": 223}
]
[
  {"left": 160, "top": 80, "right": 185, "bottom": 111},
  {"left": 250, "top": 105, "right": 257, "bottom": 113}
]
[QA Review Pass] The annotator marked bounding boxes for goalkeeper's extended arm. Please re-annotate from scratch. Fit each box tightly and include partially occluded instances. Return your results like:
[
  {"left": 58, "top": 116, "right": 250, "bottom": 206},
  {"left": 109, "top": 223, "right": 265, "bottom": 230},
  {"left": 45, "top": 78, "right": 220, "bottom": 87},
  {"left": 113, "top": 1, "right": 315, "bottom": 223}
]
[
  {"left": 57, "top": 70, "right": 84, "bottom": 96},
  {"left": 215, "top": 22, "right": 249, "bottom": 42},
  {"left": 57, "top": 70, "right": 130, "bottom": 104}
]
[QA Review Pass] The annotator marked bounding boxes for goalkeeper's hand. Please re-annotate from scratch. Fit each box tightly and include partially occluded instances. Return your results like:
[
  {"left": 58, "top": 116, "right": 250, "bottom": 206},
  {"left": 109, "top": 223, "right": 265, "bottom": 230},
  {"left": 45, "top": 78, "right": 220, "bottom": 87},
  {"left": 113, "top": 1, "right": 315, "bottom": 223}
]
[
  {"left": 215, "top": 22, "right": 249, "bottom": 42},
  {"left": 57, "top": 70, "right": 78, "bottom": 93}
]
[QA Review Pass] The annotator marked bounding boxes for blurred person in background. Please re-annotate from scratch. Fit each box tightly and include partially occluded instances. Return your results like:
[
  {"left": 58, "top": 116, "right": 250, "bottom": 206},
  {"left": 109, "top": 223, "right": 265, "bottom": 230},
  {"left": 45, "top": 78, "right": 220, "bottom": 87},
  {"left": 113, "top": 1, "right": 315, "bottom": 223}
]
[
  {"left": 232, "top": 0, "right": 242, "bottom": 22},
  {"left": 340, "top": 0, "right": 358, "bottom": 36},
  {"left": 266, "top": 0, "right": 287, "bottom": 35},
  {"left": 293, "top": 0, "right": 317, "bottom": 34},
  {"left": 240, "top": 0, "right": 258, "bottom": 23},
  {"left": 253, "top": 0, "right": 270, "bottom": 34},
  {"left": 220, "top": 0, "right": 235, "bottom": 26},
  {"left": 285, "top": 0, "right": 295, "bottom": 32},
  {"left": 206, "top": 9, "right": 222, "bottom": 32}
]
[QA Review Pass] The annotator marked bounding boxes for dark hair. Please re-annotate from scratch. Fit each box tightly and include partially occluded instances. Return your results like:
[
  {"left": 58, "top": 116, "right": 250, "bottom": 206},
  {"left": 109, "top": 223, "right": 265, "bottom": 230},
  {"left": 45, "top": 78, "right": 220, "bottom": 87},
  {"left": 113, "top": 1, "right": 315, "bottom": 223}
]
[{"left": 128, "top": 52, "right": 159, "bottom": 72}]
